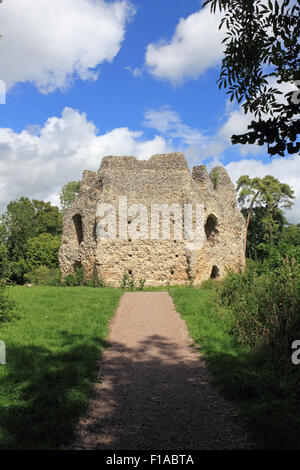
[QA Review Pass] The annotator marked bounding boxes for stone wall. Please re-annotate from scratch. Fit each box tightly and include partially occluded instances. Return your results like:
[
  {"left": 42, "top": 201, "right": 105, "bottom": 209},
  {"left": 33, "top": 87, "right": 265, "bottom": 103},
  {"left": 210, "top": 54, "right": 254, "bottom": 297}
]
[{"left": 59, "top": 153, "right": 246, "bottom": 286}]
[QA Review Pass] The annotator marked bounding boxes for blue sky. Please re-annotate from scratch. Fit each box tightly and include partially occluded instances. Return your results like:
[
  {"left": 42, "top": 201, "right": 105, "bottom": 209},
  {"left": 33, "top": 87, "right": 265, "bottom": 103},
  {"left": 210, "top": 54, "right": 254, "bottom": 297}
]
[{"left": 0, "top": 0, "right": 299, "bottom": 221}]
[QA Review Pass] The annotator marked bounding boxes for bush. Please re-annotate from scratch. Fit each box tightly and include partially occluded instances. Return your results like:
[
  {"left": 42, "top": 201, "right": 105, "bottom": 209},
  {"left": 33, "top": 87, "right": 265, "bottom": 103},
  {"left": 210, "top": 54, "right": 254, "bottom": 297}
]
[
  {"left": 201, "top": 278, "right": 220, "bottom": 290},
  {"left": 138, "top": 279, "right": 146, "bottom": 291},
  {"left": 0, "top": 244, "right": 11, "bottom": 282},
  {"left": 24, "top": 266, "right": 61, "bottom": 286},
  {"left": 264, "top": 243, "right": 300, "bottom": 271},
  {"left": 121, "top": 273, "right": 135, "bottom": 289},
  {"left": 62, "top": 266, "right": 85, "bottom": 287},
  {"left": 211, "top": 169, "right": 219, "bottom": 189},
  {"left": 84, "top": 270, "right": 104, "bottom": 288},
  {"left": 62, "top": 267, "right": 104, "bottom": 288},
  {"left": 6, "top": 260, "right": 28, "bottom": 285},
  {"left": 219, "top": 255, "right": 300, "bottom": 360}
]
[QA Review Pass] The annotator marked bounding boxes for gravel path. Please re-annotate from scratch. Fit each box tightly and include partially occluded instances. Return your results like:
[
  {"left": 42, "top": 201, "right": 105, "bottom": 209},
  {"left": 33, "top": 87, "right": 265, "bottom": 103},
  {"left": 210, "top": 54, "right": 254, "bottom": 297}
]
[{"left": 74, "top": 292, "right": 251, "bottom": 450}]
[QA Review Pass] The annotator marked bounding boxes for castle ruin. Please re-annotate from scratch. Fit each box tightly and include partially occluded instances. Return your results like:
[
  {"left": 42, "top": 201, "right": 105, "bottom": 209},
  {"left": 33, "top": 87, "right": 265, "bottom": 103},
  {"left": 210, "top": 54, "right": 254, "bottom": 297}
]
[{"left": 59, "top": 153, "right": 246, "bottom": 286}]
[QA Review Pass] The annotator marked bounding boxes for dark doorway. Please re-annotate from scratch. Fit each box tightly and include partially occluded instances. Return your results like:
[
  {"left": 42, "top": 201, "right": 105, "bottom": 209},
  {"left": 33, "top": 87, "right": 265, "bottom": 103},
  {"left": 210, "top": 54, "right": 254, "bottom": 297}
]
[
  {"left": 210, "top": 265, "right": 220, "bottom": 279},
  {"left": 73, "top": 214, "right": 83, "bottom": 245},
  {"left": 205, "top": 214, "right": 218, "bottom": 242}
]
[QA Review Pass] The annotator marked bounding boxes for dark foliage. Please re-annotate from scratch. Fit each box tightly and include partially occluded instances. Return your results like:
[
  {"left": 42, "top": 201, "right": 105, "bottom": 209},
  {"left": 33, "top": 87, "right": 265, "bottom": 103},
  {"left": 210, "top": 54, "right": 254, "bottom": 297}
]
[{"left": 204, "top": 0, "right": 300, "bottom": 156}]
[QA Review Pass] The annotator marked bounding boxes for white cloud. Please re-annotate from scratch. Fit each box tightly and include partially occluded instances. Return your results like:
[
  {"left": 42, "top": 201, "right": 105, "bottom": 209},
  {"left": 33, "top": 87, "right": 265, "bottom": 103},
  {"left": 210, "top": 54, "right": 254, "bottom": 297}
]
[
  {"left": 145, "top": 6, "right": 224, "bottom": 84},
  {"left": 144, "top": 106, "right": 205, "bottom": 146},
  {"left": 0, "top": 107, "right": 170, "bottom": 211},
  {"left": 0, "top": 106, "right": 298, "bottom": 223},
  {"left": 143, "top": 104, "right": 265, "bottom": 164},
  {"left": 226, "top": 157, "right": 300, "bottom": 223},
  {"left": 0, "top": 0, "right": 134, "bottom": 93},
  {"left": 142, "top": 105, "right": 300, "bottom": 223},
  {"left": 210, "top": 105, "right": 264, "bottom": 158},
  {"left": 214, "top": 77, "right": 298, "bottom": 157},
  {"left": 125, "top": 66, "right": 142, "bottom": 78},
  {"left": 143, "top": 106, "right": 213, "bottom": 166}
]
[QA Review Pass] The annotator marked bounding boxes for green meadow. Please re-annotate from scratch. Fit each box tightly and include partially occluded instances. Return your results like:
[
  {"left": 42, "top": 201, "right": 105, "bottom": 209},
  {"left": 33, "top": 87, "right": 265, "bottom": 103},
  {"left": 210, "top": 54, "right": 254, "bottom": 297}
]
[{"left": 0, "top": 286, "right": 122, "bottom": 450}]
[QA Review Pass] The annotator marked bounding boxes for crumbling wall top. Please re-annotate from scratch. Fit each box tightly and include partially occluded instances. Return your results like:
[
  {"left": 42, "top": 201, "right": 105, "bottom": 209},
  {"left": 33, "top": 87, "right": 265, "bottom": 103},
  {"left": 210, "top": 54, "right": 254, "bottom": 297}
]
[
  {"left": 209, "top": 166, "right": 235, "bottom": 192},
  {"left": 99, "top": 152, "right": 188, "bottom": 172},
  {"left": 192, "top": 165, "right": 212, "bottom": 187},
  {"left": 79, "top": 170, "right": 97, "bottom": 194}
]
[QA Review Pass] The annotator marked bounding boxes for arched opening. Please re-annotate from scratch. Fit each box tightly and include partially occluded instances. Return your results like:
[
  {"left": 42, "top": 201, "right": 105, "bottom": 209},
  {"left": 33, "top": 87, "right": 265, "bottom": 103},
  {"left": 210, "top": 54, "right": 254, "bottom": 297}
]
[
  {"left": 210, "top": 265, "right": 220, "bottom": 279},
  {"left": 73, "top": 214, "right": 83, "bottom": 245},
  {"left": 205, "top": 214, "right": 218, "bottom": 242},
  {"left": 74, "top": 261, "right": 83, "bottom": 271}
]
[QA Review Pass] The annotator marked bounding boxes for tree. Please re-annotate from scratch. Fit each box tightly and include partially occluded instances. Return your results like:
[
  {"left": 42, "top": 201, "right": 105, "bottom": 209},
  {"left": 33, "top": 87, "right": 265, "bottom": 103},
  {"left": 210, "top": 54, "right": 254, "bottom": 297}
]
[
  {"left": 280, "top": 223, "right": 300, "bottom": 246},
  {"left": 1, "top": 197, "right": 37, "bottom": 260},
  {"left": 59, "top": 181, "right": 80, "bottom": 213},
  {"left": 0, "top": 197, "right": 62, "bottom": 259},
  {"left": 204, "top": 0, "right": 300, "bottom": 156},
  {"left": 0, "top": 243, "right": 10, "bottom": 281},
  {"left": 25, "top": 233, "right": 61, "bottom": 271},
  {"left": 0, "top": 197, "right": 62, "bottom": 283},
  {"left": 237, "top": 174, "right": 295, "bottom": 254},
  {"left": 242, "top": 205, "right": 287, "bottom": 258},
  {"left": 32, "top": 200, "right": 62, "bottom": 236}
]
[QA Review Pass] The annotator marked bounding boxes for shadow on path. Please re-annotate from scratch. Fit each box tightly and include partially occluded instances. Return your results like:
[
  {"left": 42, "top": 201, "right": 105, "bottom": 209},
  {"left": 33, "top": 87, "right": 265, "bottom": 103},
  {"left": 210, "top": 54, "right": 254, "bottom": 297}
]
[{"left": 75, "top": 332, "right": 250, "bottom": 450}]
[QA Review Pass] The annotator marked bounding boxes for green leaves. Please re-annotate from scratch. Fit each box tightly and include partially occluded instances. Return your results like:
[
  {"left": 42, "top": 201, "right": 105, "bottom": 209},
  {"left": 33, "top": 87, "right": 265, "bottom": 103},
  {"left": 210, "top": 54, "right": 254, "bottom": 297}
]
[
  {"left": 236, "top": 174, "right": 295, "bottom": 256},
  {"left": 59, "top": 181, "right": 80, "bottom": 213},
  {"left": 26, "top": 233, "right": 61, "bottom": 272},
  {"left": 203, "top": 0, "right": 300, "bottom": 156},
  {"left": 237, "top": 174, "right": 295, "bottom": 210},
  {"left": 0, "top": 197, "right": 62, "bottom": 284}
]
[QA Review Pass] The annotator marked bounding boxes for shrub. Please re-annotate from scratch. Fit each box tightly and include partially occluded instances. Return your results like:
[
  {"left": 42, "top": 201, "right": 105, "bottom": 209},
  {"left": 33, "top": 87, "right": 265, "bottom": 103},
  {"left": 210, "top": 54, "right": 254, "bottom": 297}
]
[
  {"left": 201, "top": 278, "right": 220, "bottom": 290},
  {"left": 84, "top": 271, "right": 104, "bottom": 288},
  {"left": 24, "top": 266, "right": 61, "bottom": 286},
  {"left": 138, "top": 279, "right": 146, "bottom": 291},
  {"left": 219, "top": 255, "right": 300, "bottom": 360},
  {"left": 62, "top": 274, "right": 78, "bottom": 287},
  {"left": 121, "top": 273, "right": 135, "bottom": 290},
  {"left": 62, "top": 267, "right": 105, "bottom": 288},
  {"left": 211, "top": 169, "right": 219, "bottom": 189},
  {"left": 62, "top": 266, "right": 85, "bottom": 287},
  {"left": 0, "top": 244, "right": 10, "bottom": 282},
  {"left": 6, "top": 260, "right": 28, "bottom": 285}
]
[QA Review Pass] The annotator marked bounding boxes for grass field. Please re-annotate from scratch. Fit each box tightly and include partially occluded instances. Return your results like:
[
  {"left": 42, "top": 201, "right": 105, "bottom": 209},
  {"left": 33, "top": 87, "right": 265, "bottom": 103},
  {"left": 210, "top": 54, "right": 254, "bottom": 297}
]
[
  {"left": 1, "top": 285, "right": 299, "bottom": 450},
  {"left": 0, "top": 286, "right": 122, "bottom": 450},
  {"left": 170, "top": 287, "right": 300, "bottom": 450}
]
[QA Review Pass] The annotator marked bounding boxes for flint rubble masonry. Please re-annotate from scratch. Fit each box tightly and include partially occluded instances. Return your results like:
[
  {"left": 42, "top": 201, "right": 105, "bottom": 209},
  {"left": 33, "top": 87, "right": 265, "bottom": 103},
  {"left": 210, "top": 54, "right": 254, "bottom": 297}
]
[{"left": 59, "top": 153, "right": 246, "bottom": 287}]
